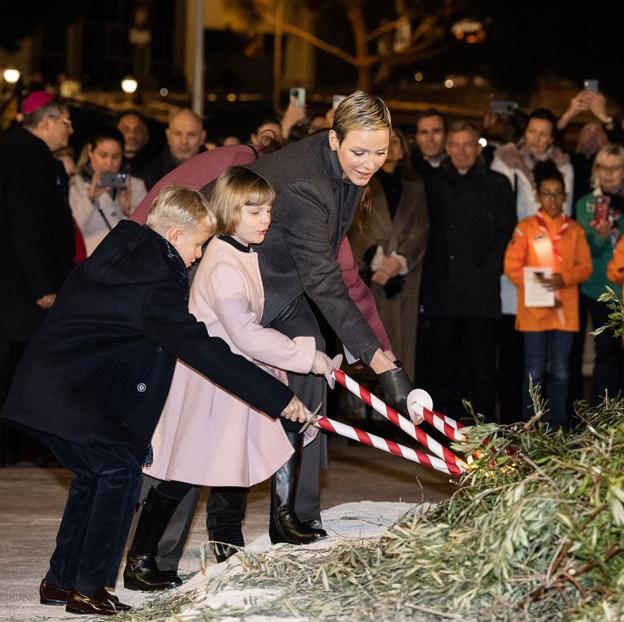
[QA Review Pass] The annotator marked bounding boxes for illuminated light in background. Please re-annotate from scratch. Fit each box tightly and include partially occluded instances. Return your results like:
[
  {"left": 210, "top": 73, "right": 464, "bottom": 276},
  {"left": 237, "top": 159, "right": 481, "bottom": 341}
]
[
  {"left": 478, "top": 137, "right": 488, "bottom": 148},
  {"left": 159, "top": 87, "right": 168, "bottom": 96},
  {"left": 121, "top": 77, "right": 138, "bottom": 94},
  {"left": 414, "top": 72, "right": 424, "bottom": 82},
  {"left": 3, "top": 68, "right": 21, "bottom": 83},
  {"left": 226, "top": 93, "right": 237, "bottom": 102},
  {"left": 444, "top": 79, "right": 455, "bottom": 89}
]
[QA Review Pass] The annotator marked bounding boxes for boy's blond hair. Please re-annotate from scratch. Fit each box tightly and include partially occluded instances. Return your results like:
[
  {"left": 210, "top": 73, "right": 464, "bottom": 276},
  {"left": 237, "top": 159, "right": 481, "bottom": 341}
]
[
  {"left": 210, "top": 166, "right": 276, "bottom": 235},
  {"left": 146, "top": 185, "right": 215, "bottom": 235}
]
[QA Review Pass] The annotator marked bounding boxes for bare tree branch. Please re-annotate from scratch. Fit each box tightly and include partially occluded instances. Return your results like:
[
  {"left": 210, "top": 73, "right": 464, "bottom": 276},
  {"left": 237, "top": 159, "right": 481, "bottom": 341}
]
[{"left": 257, "top": 4, "right": 358, "bottom": 66}]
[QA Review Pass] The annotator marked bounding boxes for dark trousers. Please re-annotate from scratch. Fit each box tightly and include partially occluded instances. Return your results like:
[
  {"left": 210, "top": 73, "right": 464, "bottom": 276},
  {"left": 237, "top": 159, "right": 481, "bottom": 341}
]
[
  {"left": 523, "top": 330, "right": 573, "bottom": 429},
  {"left": 569, "top": 295, "right": 589, "bottom": 404},
  {"left": 0, "top": 341, "right": 51, "bottom": 465},
  {"left": 268, "top": 294, "right": 326, "bottom": 522},
  {"left": 428, "top": 317, "right": 497, "bottom": 421},
  {"left": 42, "top": 435, "right": 142, "bottom": 594},
  {"left": 497, "top": 314, "right": 524, "bottom": 423},
  {"left": 586, "top": 295, "right": 624, "bottom": 403}
]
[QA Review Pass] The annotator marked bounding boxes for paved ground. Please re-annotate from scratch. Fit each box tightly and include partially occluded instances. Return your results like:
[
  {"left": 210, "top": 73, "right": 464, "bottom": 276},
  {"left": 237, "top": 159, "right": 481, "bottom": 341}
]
[{"left": 0, "top": 432, "right": 455, "bottom": 621}]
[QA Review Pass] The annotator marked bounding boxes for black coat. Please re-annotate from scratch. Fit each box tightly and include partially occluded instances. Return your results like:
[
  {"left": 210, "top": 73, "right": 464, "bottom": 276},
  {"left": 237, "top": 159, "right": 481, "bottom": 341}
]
[
  {"left": 0, "top": 128, "right": 75, "bottom": 341},
  {"left": 246, "top": 130, "right": 382, "bottom": 364},
  {"left": 422, "top": 157, "right": 515, "bottom": 318},
  {"left": 1, "top": 221, "right": 292, "bottom": 459},
  {"left": 136, "top": 148, "right": 181, "bottom": 190}
]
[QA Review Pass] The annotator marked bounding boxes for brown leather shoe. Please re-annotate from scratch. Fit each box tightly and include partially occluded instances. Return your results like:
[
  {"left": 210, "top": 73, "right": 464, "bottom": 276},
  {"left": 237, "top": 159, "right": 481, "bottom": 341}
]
[
  {"left": 39, "top": 579, "right": 70, "bottom": 605},
  {"left": 65, "top": 589, "right": 131, "bottom": 616},
  {"left": 93, "top": 588, "right": 131, "bottom": 612}
]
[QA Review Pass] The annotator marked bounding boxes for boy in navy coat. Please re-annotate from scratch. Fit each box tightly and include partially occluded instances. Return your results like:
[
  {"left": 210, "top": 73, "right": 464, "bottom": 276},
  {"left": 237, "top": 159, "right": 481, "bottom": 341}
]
[{"left": 1, "top": 185, "right": 306, "bottom": 616}]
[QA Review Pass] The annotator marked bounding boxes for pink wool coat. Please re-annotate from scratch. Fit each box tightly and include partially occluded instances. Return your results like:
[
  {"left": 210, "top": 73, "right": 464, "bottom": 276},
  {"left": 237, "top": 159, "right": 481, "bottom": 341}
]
[{"left": 145, "top": 237, "right": 316, "bottom": 487}]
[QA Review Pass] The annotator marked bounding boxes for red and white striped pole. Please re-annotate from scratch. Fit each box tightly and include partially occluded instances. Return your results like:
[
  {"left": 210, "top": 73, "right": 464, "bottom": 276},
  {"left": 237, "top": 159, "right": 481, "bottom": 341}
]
[
  {"left": 332, "top": 369, "right": 466, "bottom": 473},
  {"left": 314, "top": 415, "right": 462, "bottom": 478},
  {"left": 406, "top": 390, "right": 466, "bottom": 443}
]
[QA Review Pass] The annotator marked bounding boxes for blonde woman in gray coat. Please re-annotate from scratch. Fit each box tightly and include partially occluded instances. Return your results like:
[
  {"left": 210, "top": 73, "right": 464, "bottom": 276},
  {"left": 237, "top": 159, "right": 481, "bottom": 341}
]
[{"left": 348, "top": 128, "right": 429, "bottom": 379}]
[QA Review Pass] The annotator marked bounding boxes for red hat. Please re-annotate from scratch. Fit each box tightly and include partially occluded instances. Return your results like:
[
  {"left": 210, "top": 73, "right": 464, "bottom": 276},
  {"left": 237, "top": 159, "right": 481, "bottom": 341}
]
[{"left": 21, "top": 91, "right": 55, "bottom": 115}]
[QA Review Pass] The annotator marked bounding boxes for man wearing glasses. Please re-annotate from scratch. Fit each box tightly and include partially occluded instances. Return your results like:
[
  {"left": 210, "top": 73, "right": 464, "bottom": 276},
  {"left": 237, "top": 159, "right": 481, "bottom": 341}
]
[{"left": 0, "top": 92, "right": 76, "bottom": 464}]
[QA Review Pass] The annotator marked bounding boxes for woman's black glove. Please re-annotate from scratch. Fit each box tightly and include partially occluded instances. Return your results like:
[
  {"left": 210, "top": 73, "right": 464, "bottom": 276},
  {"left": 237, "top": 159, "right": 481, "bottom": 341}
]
[
  {"left": 383, "top": 275, "right": 405, "bottom": 299},
  {"left": 377, "top": 361, "right": 413, "bottom": 414}
]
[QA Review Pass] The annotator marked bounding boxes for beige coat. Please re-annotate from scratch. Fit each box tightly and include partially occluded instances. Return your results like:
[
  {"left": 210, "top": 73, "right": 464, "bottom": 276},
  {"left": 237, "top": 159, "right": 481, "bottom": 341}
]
[
  {"left": 145, "top": 237, "right": 316, "bottom": 487},
  {"left": 348, "top": 174, "right": 428, "bottom": 379}
]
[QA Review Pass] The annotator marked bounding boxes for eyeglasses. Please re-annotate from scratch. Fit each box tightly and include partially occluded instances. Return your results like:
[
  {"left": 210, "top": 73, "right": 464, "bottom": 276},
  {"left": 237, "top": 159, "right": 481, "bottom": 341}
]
[
  {"left": 538, "top": 191, "right": 566, "bottom": 199},
  {"left": 596, "top": 164, "right": 624, "bottom": 174}
]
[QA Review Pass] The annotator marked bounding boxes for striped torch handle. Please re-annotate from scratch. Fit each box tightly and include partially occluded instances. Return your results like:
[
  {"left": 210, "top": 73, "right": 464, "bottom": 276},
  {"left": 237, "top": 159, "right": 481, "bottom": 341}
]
[
  {"left": 418, "top": 407, "right": 466, "bottom": 442},
  {"left": 333, "top": 369, "right": 466, "bottom": 472},
  {"left": 315, "top": 415, "right": 462, "bottom": 479}
]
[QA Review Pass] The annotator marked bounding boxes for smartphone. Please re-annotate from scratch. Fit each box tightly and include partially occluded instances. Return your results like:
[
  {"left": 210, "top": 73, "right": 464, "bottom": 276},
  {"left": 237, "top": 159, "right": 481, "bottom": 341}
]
[
  {"left": 584, "top": 79, "right": 599, "bottom": 93},
  {"left": 289, "top": 87, "right": 306, "bottom": 107},
  {"left": 593, "top": 195, "right": 610, "bottom": 226},
  {"left": 332, "top": 94, "right": 347, "bottom": 110},
  {"left": 489, "top": 99, "right": 518, "bottom": 116},
  {"left": 98, "top": 171, "right": 127, "bottom": 188}
]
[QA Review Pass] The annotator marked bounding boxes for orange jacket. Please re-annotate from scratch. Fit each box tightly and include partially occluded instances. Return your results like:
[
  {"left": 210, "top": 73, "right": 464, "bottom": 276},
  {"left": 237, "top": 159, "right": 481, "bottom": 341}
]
[
  {"left": 504, "top": 211, "right": 592, "bottom": 332},
  {"left": 607, "top": 236, "right": 624, "bottom": 285}
]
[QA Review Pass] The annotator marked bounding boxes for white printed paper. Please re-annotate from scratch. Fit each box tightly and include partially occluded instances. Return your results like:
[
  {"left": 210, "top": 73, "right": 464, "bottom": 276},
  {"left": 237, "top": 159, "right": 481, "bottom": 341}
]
[{"left": 524, "top": 266, "right": 555, "bottom": 307}]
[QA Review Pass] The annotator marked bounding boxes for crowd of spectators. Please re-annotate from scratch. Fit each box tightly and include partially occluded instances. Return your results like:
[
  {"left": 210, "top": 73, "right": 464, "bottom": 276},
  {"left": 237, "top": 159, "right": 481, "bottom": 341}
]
[{"left": 2, "top": 86, "right": 624, "bottom": 465}]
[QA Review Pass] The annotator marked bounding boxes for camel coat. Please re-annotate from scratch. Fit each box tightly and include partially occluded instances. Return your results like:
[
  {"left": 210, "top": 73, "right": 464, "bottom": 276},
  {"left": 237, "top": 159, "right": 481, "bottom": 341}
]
[
  {"left": 348, "top": 174, "right": 429, "bottom": 378},
  {"left": 145, "top": 237, "right": 315, "bottom": 487}
]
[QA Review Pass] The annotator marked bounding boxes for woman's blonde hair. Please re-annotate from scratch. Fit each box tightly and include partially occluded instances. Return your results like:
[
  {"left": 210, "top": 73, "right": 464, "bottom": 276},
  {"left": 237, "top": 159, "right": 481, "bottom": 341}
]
[
  {"left": 147, "top": 185, "right": 215, "bottom": 234},
  {"left": 332, "top": 90, "right": 391, "bottom": 144},
  {"left": 592, "top": 144, "right": 624, "bottom": 189},
  {"left": 210, "top": 166, "right": 276, "bottom": 235}
]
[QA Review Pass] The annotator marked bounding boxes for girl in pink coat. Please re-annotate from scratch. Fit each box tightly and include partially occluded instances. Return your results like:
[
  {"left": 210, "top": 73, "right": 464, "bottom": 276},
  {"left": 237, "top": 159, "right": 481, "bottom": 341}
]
[{"left": 125, "top": 167, "right": 331, "bottom": 591}]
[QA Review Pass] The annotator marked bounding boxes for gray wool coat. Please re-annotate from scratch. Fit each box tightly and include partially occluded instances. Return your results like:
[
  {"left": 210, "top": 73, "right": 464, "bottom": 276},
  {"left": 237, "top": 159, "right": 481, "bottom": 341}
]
[{"left": 248, "top": 130, "right": 382, "bottom": 364}]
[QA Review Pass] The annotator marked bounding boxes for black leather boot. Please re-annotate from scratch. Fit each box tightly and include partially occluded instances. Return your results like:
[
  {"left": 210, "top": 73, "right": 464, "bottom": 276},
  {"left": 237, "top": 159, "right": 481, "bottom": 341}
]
[
  {"left": 269, "top": 431, "right": 325, "bottom": 545},
  {"left": 378, "top": 362, "right": 413, "bottom": 414},
  {"left": 206, "top": 486, "right": 248, "bottom": 563},
  {"left": 123, "top": 488, "right": 183, "bottom": 591}
]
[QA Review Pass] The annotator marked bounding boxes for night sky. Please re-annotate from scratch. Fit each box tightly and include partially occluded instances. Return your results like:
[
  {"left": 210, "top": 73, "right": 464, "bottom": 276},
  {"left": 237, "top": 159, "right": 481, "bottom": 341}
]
[{"left": 1, "top": 1, "right": 621, "bottom": 103}]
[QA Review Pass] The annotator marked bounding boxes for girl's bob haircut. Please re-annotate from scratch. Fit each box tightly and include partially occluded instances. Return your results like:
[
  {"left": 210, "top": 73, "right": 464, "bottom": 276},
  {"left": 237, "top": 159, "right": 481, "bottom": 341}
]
[
  {"left": 210, "top": 166, "right": 276, "bottom": 235},
  {"left": 147, "top": 185, "right": 215, "bottom": 235}
]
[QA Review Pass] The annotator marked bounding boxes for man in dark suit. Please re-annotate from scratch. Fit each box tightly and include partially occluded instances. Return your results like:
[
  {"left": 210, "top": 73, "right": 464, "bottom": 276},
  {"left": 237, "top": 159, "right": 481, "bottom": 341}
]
[
  {"left": 137, "top": 109, "right": 206, "bottom": 189},
  {"left": 0, "top": 92, "right": 76, "bottom": 464},
  {"left": 1, "top": 186, "right": 306, "bottom": 616},
  {"left": 422, "top": 121, "right": 515, "bottom": 421}
]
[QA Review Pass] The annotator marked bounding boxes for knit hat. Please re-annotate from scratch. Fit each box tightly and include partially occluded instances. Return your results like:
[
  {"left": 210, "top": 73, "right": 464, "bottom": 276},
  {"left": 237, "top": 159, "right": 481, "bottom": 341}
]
[{"left": 21, "top": 91, "right": 55, "bottom": 115}]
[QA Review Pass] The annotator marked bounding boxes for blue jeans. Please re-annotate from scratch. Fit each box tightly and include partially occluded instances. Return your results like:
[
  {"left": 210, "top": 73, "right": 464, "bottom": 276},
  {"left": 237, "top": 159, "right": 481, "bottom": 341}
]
[{"left": 523, "top": 331, "right": 574, "bottom": 430}]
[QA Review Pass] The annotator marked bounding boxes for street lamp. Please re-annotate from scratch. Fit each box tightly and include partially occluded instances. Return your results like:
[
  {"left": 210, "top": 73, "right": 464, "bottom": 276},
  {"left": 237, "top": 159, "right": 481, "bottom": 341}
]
[
  {"left": 121, "top": 76, "right": 138, "bottom": 94},
  {"left": 3, "top": 68, "right": 21, "bottom": 84}
]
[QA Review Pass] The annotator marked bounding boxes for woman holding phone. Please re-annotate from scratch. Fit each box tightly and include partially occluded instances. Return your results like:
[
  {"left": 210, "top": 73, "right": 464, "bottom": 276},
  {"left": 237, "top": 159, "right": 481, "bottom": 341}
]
[
  {"left": 70, "top": 126, "right": 146, "bottom": 255},
  {"left": 575, "top": 144, "right": 624, "bottom": 403}
]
